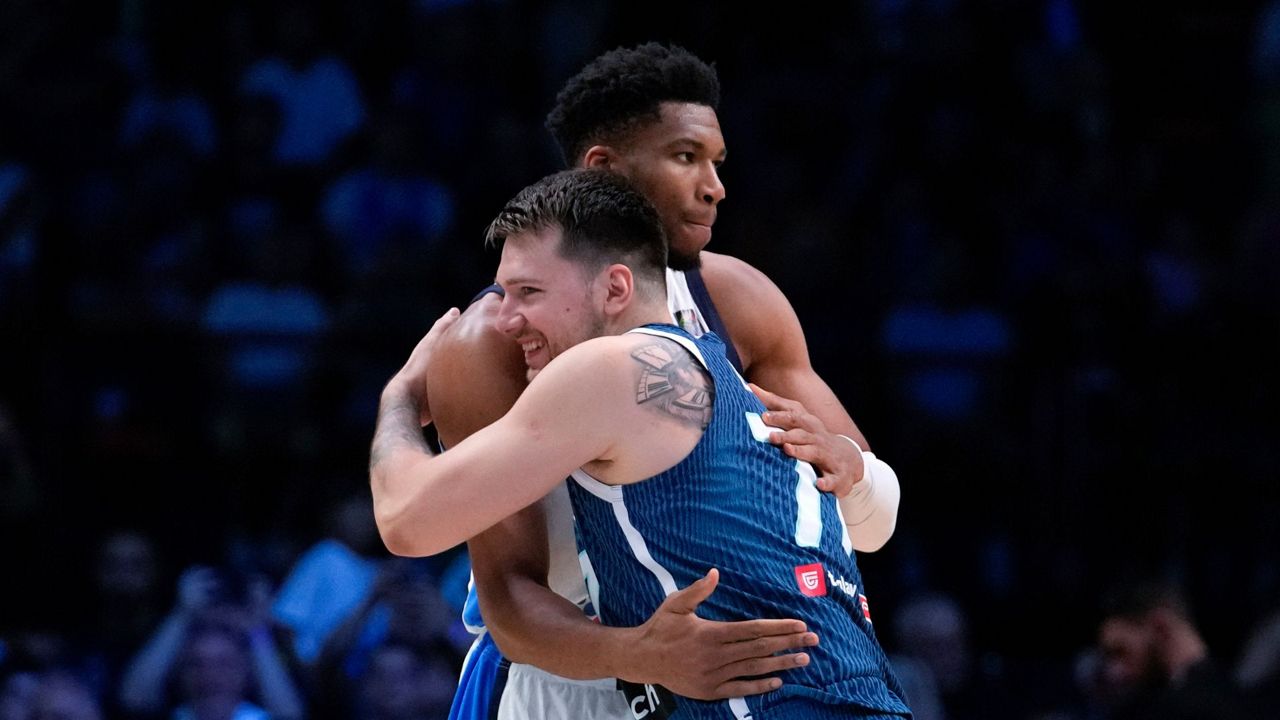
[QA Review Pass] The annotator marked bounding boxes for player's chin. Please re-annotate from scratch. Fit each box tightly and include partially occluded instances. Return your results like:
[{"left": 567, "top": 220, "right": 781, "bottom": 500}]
[
  {"left": 526, "top": 366, "right": 542, "bottom": 382},
  {"left": 666, "top": 246, "right": 702, "bottom": 272}
]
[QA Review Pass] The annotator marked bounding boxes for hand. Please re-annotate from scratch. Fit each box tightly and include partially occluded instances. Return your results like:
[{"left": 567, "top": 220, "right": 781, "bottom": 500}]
[
  {"left": 631, "top": 569, "right": 817, "bottom": 700},
  {"left": 750, "top": 383, "right": 865, "bottom": 497},
  {"left": 389, "top": 307, "right": 461, "bottom": 426}
]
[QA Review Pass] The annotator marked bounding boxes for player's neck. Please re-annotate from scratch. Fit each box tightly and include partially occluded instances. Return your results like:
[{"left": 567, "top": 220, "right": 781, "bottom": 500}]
[{"left": 608, "top": 298, "right": 672, "bottom": 335}]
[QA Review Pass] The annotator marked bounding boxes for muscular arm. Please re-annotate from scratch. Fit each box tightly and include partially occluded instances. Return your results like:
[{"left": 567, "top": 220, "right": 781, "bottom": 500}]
[{"left": 701, "top": 252, "right": 899, "bottom": 551}]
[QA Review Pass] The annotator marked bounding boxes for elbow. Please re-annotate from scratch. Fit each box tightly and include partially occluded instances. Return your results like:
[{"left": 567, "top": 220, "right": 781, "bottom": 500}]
[
  {"left": 485, "top": 625, "right": 528, "bottom": 663},
  {"left": 375, "top": 515, "right": 439, "bottom": 558},
  {"left": 377, "top": 524, "right": 417, "bottom": 557},
  {"left": 372, "top": 499, "right": 428, "bottom": 557},
  {"left": 373, "top": 503, "right": 459, "bottom": 558}
]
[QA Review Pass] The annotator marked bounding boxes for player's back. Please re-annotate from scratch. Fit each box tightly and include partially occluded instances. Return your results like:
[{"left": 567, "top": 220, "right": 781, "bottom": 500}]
[{"left": 566, "top": 324, "right": 911, "bottom": 719}]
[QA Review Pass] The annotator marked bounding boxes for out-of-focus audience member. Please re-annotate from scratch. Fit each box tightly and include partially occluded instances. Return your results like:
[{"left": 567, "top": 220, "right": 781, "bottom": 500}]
[
  {"left": 1092, "top": 578, "right": 1249, "bottom": 720},
  {"left": 118, "top": 566, "right": 304, "bottom": 720}
]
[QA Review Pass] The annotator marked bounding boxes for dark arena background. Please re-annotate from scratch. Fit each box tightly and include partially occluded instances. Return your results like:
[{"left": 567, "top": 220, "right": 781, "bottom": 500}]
[{"left": 2, "top": 2, "right": 1278, "bottom": 719}]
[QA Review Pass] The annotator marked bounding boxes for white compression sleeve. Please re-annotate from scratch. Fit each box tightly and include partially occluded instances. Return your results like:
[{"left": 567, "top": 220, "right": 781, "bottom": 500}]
[{"left": 836, "top": 435, "right": 901, "bottom": 553}]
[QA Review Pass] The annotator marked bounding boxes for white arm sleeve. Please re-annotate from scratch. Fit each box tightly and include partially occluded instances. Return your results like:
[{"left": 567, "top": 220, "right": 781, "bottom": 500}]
[{"left": 836, "top": 437, "right": 901, "bottom": 553}]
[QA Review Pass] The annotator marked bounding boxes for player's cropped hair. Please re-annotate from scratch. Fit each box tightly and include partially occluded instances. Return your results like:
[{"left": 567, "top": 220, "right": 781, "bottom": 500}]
[
  {"left": 545, "top": 42, "right": 721, "bottom": 166},
  {"left": 485, "top": 169, "right": 668, "bottom": 288}
]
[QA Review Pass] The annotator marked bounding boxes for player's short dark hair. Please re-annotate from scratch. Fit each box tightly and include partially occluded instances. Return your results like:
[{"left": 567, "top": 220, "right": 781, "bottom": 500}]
[
  {"left": 485, "top": 169, "right": 667, "bottom": 289},
  {"left": 545, "top": 42, "right": 720, "bottom": 166}
]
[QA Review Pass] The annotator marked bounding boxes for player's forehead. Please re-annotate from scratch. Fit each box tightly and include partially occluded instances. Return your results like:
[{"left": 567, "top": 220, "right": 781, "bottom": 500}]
[
  {"left": 625, "top": 102, "right": 725, "bottom": 155},
  {"left": 496, "top": 226, "right": 572, "bottom": 283}
]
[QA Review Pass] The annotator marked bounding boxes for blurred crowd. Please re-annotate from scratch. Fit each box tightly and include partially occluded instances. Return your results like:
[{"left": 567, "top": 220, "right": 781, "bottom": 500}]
[{"left": 3, "top": 1, "right": 1279, "bottom": 718}]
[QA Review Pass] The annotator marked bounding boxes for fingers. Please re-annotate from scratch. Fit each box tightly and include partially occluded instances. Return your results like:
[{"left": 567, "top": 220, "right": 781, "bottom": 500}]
[
  {"left": 716, "top": 630, "right": 819, "bottom": 665},
  {"left": 430, "top": 307, "right": 461, "bottom": 334},
  {"left": 777, "top": 440, "right": 822, "bottom": 465},
  {"left": 708, "top": 617, "right": 808, "bottom": 642},
  {"left": 749, "top": 383, "right": 799, "bottom": 413},
  {"left": 717, "top": 649, "right": 812, "bottom": 679},
  {"left": 766, "top": 426, "right": 816, "bottom": 447},
  {"left": 762, "top": 409, "right": 825, "bottom": 438},
  {"left": 713, "top": 676, "right": 785, "bottom": 698},
  {"left": 662, "top": 568, "right": 720, "bottom": 615},
  {"left": 703, "top": 650, "right": 814, "bottom": 698}
]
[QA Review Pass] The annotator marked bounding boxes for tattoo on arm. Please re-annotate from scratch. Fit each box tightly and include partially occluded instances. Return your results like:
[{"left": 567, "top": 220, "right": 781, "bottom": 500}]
[
  {"left": 631, "top": 341, "right": 714, "bottom": 429},
  {"left": 369, "top": 389, "right": 430, "bottom": 472}
]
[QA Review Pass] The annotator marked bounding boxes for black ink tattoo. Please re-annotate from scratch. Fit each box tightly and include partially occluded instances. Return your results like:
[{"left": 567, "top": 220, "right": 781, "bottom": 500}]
[
  {"left": 369, "top": 387, "right": 430, "bottom": 473},
  {"left": 631, "top": 341, "right": 714, "bottom": 429}
]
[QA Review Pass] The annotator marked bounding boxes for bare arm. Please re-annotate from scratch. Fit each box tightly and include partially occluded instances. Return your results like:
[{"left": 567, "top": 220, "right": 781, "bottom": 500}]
[
  {"left": 243, "top": 580, "right": 306, "bottom": 720},
  {"left": 702, "top": 252, "right": 899, "bottom": 550},
  {"left": 119, "top": 567, "right": 217, "bottom": 713}
]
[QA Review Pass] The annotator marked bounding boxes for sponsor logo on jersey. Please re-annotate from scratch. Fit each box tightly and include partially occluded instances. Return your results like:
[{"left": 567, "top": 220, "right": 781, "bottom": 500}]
[
  {"left": 826, "top": 570, "right": 858, "bottom": 600},
  {"left": 618, "top": 680, "right": 678, "bottom": 719},
  {"left": 794, "top": 563, "right": 827, "bottom": 597},
  {"left": 859, "top": 593, "right": 872, "bottom": 622}
]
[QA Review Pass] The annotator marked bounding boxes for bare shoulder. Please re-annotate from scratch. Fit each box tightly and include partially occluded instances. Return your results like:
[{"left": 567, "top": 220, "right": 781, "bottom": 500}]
[
  {"left": 700, "top": 250, "right": 779, "bottom": 293},
  {"left": 621, "top": 332, "right": 715, "bottom": 431},
  {"left": 427, "top": 294, "right": 528, "bottom": 446},
  {"left": 697, "top": 251, "right": 801, "bottom": 373},
  {"left": 532, "top": 332, "right": 714, "bottom": 432}
]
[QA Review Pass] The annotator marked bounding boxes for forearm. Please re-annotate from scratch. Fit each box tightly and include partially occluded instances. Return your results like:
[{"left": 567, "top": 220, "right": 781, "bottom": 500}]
[
  {"left": 482, "top": 572, "right": 642, "bottom": 682},
  {"left": 470, "top": 507, "right": 644, "bottom": 682},
  {"left": 119, "top": 611, "right": 190, "bottom": 712},
  {"left": 368, "top": 379, "right": 446, "bottom": 555},
  {"left": 248, "top": 628, "right": 305, "bottom": 720}
]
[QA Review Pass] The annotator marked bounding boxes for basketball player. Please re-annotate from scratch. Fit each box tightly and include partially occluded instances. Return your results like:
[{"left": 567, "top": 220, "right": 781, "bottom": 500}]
[
  {"left": 371, "top": 169, "right": 911, "bottom": 719},
  {"left": 423, "top": 44, "right": 904, "bottom": 719}
]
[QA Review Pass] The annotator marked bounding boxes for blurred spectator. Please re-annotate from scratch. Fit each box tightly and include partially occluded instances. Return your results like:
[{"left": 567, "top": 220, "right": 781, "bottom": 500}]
[
  {"left": 1091, "top": 578, "right": 1248, "bottom": 720},
  {"left": 1235, "top": 604, "right": 1280, "bottom": 719},
  {"left": 238, "top": 2, "right": 365, "bottom": 169},
  {"left": 271, "top": 494, "right": 384, "bottom": 667},
  {"left": 880, "top": 234, "right": 1014, "bottom": 425},
  {"left": 200, "top": 221, "right": 330, "bottom": 395},
  {"left": 319, "top": 112, "right": 455, "bottom": 279},
  {"left": 80, "top": 529, "right": 164, "bottom": 716},
  {"left": 350, "top": 642, "right": 455, "bottom": 720},
  {"left": 310, "top": 559, "right": 458, "bottom": 720},
  {"left": 118, "top": 60, "right": 217, "bottom": 159},
  {"left": 118, "top": 566, "right": 304, "bottom": 720},
  {"left": 30, "top": 671, "right": 103, "bottom": 720},
  {"left": 889, "top": 591, "right": 1011, "bottom": 720},
  {"left": 0, "top": 670, "right": 39, "bottom": 720}
]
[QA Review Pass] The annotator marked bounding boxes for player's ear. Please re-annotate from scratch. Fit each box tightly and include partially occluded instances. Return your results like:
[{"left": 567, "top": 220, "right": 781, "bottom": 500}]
[
  {"left": 600, "top": 264, "right": 634, "bottom": 316},
  {"left": 583, "top": 145, "right": 616, "bottom": 169}
]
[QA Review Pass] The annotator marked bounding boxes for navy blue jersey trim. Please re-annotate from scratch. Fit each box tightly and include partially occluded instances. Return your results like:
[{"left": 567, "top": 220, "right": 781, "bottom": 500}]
[
  {"left": 684, "top": 269, "right": 744, "bottom": 374},
  {"left": 470, "top": 283, "right": 504, "bottom": 305}
]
